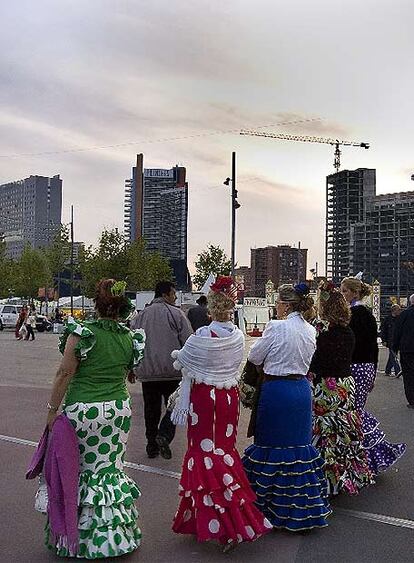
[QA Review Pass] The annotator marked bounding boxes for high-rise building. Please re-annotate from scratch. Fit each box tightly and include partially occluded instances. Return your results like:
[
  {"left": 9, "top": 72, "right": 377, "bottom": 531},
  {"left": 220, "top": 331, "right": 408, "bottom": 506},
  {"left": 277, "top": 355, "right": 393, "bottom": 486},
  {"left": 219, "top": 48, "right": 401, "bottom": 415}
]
[
  {"left": 326, "top": 168, "right": 375, "bottom": 282},
  {"left": 124, "top": 154, "right": 190, "bottom": 288},
  {"left": 0, "top": 174, "right": 62, "bottom": 259},
  {"left": 71, "top": 241, "right": 85, "bottom": 265},
  {"left": 250, "top": 245, "right": 308, "bottom": 297},
  {"left": 326, "top": 168, "right": 414, "bottom": 306}
]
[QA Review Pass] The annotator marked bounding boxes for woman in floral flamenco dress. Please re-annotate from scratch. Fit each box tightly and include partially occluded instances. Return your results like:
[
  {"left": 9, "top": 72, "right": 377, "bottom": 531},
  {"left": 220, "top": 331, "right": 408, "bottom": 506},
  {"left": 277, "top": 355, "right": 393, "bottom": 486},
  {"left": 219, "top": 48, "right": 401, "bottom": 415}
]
[
  {"left": 309, "top": 281, "right": 374, "bottom": 496},
  {"left": 171, "top": 277, "right": 272, "bottom": 552}
]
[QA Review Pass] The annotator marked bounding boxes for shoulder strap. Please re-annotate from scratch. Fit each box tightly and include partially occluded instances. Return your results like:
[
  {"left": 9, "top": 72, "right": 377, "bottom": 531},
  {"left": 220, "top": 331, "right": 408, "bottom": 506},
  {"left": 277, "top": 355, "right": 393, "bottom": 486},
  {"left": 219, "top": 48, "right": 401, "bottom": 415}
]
[{"left": 163, "top": 302, "right": 184, "bottom": 346}]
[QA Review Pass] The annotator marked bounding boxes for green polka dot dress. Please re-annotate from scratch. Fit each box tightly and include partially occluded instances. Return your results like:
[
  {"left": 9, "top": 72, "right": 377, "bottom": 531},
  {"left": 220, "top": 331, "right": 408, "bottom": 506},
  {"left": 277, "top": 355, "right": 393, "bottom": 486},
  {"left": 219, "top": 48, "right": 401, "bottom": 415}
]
[{"left": 46, "top": 318, "right": 145, "bottom": 559}]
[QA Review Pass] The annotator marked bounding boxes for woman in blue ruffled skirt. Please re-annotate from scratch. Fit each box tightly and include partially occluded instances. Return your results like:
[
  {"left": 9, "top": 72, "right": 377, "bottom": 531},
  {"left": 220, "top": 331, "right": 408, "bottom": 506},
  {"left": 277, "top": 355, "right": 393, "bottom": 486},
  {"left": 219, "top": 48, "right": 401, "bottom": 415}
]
[{"left": 242, "top": 284, "right": 331, "bottom": 531}]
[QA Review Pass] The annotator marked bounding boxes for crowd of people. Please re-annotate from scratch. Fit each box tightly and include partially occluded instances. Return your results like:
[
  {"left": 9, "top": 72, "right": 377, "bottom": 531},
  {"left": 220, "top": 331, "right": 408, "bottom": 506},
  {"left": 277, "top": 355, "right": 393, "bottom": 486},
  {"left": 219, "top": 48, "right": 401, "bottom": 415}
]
[{"left": 28, "top": 276, "right": 411, "bottom": 558}]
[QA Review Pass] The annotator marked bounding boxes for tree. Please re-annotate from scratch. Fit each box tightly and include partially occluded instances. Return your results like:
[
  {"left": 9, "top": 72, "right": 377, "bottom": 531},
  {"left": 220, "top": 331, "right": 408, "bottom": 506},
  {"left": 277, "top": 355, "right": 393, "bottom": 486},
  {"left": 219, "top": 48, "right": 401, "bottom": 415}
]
[
  {"left": 126, "top": 239, "right": 173, "bottom": 290},
  {"left": 78, "top": 234, "right": 174, "bottom": 296},
  {"left": 0, "top": 236, "right": 13, "bottom": 298},
  {"left": 193, "top": 244, "right": 231, "bottom": 289},
  {"left": 44, "top": 224, "right": 71, "bottom": 296},
  {"left": 13, "top": 245, "right": 52, "bottom": 299},
  {"left": 77, "top": 244, "right": 96, "bottom": 297},
  {"left": 77, "top": 229, "right": 129, "bottom": 297}
]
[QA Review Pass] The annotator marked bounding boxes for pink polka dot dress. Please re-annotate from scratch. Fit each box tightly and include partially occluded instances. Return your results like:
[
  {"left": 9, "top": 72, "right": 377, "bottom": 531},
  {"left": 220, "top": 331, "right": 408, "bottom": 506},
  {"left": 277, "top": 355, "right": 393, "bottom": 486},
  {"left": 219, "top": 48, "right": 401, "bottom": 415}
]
[{"left": 172, "top": 325, "right": 272, "bottom": 545}]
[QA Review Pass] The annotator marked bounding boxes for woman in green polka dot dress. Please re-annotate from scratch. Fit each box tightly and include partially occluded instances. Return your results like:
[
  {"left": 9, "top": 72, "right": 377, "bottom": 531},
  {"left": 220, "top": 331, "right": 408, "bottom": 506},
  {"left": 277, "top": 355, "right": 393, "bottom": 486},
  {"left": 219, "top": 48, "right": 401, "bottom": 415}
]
[{"left": 45, "top": 279, "right": 145, "bottom": 559}]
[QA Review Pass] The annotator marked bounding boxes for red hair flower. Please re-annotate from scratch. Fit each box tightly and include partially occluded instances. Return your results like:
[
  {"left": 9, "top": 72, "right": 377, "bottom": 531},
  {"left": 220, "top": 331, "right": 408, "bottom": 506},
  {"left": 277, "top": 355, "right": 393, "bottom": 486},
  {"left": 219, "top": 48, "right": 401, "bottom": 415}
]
[{"left": 210, "top": 276, "right": 238, "bottom": 302}]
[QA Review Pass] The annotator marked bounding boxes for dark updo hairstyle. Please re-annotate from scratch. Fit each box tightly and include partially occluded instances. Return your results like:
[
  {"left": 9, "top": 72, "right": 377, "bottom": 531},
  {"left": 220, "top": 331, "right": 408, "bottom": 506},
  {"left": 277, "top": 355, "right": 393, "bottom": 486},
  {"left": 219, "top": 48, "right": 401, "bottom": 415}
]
[
  {"left": 278, "top": 283, "right": 314, "bottom": 316},
  {"left": 95, "top": 279, "right": 132, "bottom": 320}
]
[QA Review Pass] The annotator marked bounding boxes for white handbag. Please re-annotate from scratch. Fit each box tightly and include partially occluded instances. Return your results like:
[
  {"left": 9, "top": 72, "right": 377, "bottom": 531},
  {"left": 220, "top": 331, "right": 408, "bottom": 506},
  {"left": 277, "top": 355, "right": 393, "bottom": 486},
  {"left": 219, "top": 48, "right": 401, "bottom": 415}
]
[{"left": 34, "top": 474, "right": 48, "bottom": 513}]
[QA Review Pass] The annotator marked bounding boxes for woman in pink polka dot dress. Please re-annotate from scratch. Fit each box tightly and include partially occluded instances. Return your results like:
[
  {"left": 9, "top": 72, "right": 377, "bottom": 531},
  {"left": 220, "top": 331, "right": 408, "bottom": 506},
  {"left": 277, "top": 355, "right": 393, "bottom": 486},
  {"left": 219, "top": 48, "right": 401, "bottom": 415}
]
[{"left": 170, "top": 277, "right": 272, "bottom": 551}]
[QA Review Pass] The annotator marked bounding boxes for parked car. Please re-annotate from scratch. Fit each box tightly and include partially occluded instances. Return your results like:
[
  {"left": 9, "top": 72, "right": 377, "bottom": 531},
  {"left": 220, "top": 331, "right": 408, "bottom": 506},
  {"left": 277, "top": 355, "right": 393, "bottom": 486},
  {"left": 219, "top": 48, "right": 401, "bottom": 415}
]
[
  {"left": 36, "top": 315, "right": 52, "bottom": 332},
  {"left": 0, "top": 304, "right": 22, "bottom": 330}
]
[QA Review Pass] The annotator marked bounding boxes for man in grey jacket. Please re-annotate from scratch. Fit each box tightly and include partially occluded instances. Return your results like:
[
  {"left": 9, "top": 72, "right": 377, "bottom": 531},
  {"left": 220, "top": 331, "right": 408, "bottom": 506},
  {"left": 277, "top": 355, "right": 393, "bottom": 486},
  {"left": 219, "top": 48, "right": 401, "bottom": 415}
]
[{"left": 131, "top": 281, "right": 193, "bottom": 459}]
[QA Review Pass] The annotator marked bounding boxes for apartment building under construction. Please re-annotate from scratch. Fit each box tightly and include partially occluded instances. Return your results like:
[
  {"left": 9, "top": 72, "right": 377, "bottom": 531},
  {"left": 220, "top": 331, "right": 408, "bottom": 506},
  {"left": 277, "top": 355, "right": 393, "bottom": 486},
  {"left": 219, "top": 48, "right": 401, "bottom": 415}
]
[{"left": 326, "top": 168, "right": 414, "bottom": 306}]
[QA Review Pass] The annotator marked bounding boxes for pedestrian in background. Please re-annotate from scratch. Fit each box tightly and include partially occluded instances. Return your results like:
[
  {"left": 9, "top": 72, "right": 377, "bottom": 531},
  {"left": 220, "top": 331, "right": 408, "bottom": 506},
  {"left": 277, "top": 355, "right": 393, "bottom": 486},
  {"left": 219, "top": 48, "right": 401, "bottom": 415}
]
[
  {"left": 15, "top": 305, "right": 28, "bottom": 339},
  {"left": 25, "top": 304, "right": 36, "bottom": 341},
  {"left": 131, "top": 281, "right": 193, "bottom": 459},
  {"left": 187, "top": 294, "right": 210, "bottom": 332},
  {"left": 393, "top": 294, "right": 414, "bottom": 408},
  {"left": 380, "top": 304, "right": 402, "bottom": 377}
]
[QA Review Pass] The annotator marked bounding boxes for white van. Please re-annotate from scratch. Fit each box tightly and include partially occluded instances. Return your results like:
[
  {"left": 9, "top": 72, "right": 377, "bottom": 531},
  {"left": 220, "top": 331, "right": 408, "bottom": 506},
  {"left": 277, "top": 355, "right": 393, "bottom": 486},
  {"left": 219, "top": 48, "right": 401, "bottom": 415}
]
[{"left": 0, "top": 304, "right": 22, "bottom": 330}]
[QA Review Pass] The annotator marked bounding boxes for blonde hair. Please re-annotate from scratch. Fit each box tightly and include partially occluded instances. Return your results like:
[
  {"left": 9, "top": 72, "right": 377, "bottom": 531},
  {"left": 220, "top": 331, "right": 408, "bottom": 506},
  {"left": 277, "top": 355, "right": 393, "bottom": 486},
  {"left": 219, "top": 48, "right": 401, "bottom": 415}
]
[
  {"left": 341, "top": 277, "right": 371, "bottom": 299},
  {"left": 207, "top": 290, "right": 234, "bottom": 322},
  {"left": 278, "top": 284, "right": 314, "bottom": 316}
]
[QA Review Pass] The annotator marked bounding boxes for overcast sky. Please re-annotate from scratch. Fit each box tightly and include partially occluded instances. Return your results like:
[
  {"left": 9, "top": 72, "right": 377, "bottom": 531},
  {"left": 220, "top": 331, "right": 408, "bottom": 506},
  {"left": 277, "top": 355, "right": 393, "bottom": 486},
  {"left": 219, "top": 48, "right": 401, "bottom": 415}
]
[{"left": 1, "top": 0, "right": 413, "bottom": 275}]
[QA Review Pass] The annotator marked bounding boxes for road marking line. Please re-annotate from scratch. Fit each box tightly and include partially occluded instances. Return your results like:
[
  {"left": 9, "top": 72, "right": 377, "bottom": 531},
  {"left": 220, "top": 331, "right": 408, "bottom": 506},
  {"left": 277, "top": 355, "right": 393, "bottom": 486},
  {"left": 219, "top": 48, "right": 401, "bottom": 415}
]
[
  {"left": 0, "top": 434, "right": 181, "bottom": 480},
  {"left": 0, "top": 434, "right": 37, "bottom": 447},
  {"left": 335, "top": 508, "right": 414, "bottom": 530},
  {"left": 124, "top": 461, "right": 180, "bottom": 480},
  {"left": 2, "top": 433, "right": 414, "bottom": 529}
]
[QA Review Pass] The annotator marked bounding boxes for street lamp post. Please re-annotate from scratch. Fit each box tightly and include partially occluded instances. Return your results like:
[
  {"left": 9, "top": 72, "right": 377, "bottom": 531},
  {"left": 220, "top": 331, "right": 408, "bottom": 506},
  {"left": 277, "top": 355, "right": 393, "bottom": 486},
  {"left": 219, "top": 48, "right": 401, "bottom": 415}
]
[
  {"left": 70, "top": 205, "right": 74, "bottom": 317},
  {"left": 223, "top": 152, "right": 240, "bottom": 278},
  {"left": 397, "top": 221, "right": 401, "bottom": 304}
]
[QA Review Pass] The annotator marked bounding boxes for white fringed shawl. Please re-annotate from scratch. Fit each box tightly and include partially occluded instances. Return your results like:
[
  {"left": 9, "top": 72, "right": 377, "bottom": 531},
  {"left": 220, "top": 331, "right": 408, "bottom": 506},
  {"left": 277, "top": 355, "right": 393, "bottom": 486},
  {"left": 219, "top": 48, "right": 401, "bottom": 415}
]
[{"left": 170, "top": 328, "right": 245, "bottom": 425}]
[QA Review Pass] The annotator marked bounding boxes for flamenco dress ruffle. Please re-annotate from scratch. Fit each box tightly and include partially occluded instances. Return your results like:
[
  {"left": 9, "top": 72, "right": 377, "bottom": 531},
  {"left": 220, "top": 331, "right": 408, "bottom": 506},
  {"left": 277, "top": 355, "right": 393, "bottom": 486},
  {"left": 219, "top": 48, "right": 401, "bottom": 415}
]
[
  {"left": 311, "top": 375, "right": 374, "bottom": 495},
  {"left": 173, "top": 383, "right": 272, "bottom": 544},
  {"left": 243, "top": 379, "right": 331, "bottom": 531},
  {"left": 352, "top": 363, "right": 406, "bottom": 475},
  {"left": 46, "top": 399, "right": 141, "bottom": 558}
]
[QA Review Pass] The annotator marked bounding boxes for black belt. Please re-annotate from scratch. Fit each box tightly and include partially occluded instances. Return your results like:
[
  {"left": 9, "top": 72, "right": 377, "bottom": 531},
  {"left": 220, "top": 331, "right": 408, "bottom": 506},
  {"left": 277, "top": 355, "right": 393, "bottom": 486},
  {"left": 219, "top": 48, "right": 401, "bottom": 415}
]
[{"left": 263, "top": 374, "right": 304, "bottom": 381}]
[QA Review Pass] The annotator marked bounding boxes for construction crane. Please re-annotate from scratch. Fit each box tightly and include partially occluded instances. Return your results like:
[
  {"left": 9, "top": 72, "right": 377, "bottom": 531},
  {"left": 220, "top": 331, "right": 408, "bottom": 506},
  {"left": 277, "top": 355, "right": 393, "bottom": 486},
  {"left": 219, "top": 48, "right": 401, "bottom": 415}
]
[{"left": 240, "top": 130, "right": 370, "bottom": 172}]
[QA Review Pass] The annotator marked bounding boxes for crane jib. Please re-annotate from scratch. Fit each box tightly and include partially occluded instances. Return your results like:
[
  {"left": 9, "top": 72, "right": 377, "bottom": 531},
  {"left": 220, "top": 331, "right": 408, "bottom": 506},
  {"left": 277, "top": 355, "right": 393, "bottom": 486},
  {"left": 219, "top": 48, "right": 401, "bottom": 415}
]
[{"left": 239, "top": 130, "right": 370, "bottom": 171}]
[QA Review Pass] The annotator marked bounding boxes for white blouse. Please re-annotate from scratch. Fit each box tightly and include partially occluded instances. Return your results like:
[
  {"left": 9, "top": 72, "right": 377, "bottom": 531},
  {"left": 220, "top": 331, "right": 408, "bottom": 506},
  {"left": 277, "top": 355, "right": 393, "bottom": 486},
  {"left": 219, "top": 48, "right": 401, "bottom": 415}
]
[{"left": 248, "top": 312, "right": 316, "bottom": 376}]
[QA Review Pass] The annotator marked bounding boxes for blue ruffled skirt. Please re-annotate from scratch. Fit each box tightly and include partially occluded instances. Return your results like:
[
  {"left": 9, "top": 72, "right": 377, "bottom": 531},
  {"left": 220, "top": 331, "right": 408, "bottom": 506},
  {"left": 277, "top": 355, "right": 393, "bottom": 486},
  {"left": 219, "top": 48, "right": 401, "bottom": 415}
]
[{"left": 242, "top": 379, "right": 331, "bottom": 531}]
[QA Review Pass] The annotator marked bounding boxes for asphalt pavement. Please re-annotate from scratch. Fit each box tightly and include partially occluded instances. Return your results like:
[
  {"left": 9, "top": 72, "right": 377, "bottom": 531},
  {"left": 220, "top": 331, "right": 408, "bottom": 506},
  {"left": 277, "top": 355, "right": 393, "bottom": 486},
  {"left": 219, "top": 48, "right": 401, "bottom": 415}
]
[{"left": 0, "top": 331, "right": 413, "bottom": 562}]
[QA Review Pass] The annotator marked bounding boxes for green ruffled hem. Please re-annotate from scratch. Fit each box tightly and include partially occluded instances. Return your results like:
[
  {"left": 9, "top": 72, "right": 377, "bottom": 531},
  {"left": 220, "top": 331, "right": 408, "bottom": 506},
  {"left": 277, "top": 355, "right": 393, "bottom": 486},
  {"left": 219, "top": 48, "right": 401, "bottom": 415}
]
[
  {"left": 45, "top": 470, "right": 142, "bottom": 559},
  {"left": 59, "top": 318, "right": 96, "bottom": 360},
  {"left": 79, "top": 471, "right": 141, "bottom": 507},
  {"left": 79, "top": 504, "right": 138, "bottom": 530},
  {"left": 45, "top": 521, "right": 141, "bottom": 559}
]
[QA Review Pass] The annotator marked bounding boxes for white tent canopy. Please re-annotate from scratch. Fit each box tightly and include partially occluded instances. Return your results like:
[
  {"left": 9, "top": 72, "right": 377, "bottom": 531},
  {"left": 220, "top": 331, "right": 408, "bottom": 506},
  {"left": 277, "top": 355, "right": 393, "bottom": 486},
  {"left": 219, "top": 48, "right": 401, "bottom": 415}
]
[
  {"left": 58, "top": 296, "right": 95, "bottom": 309},
  {"left": 199, "top": 273, "right": 216, "bottom": 295}
]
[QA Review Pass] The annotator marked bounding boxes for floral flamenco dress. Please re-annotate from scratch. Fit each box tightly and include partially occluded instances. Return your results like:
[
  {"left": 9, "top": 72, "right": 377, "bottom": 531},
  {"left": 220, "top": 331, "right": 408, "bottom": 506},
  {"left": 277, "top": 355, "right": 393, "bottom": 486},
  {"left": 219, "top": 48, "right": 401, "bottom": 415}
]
[
  {"left": 309, "top": 322, "right": 374, "bottom": 496},
  {"left": 47, "top": 318, "right": 145, "bottom": 559},
  {"left": 170, "top": 321, "right": 272, "bottom": 546}
]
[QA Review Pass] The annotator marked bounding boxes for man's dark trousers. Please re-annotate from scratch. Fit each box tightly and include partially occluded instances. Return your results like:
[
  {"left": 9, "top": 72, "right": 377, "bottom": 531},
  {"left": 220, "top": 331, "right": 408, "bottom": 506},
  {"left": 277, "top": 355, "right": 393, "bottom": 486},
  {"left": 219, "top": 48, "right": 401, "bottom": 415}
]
[
  {"left": 385, "top": 349, "right": 401, "bottom": 375},
  {"left": 401, "top": 353, "right": 414, "bottom": 405},
  {"left": 142, "top": 380, "right": 180, "bottom": 446}
]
